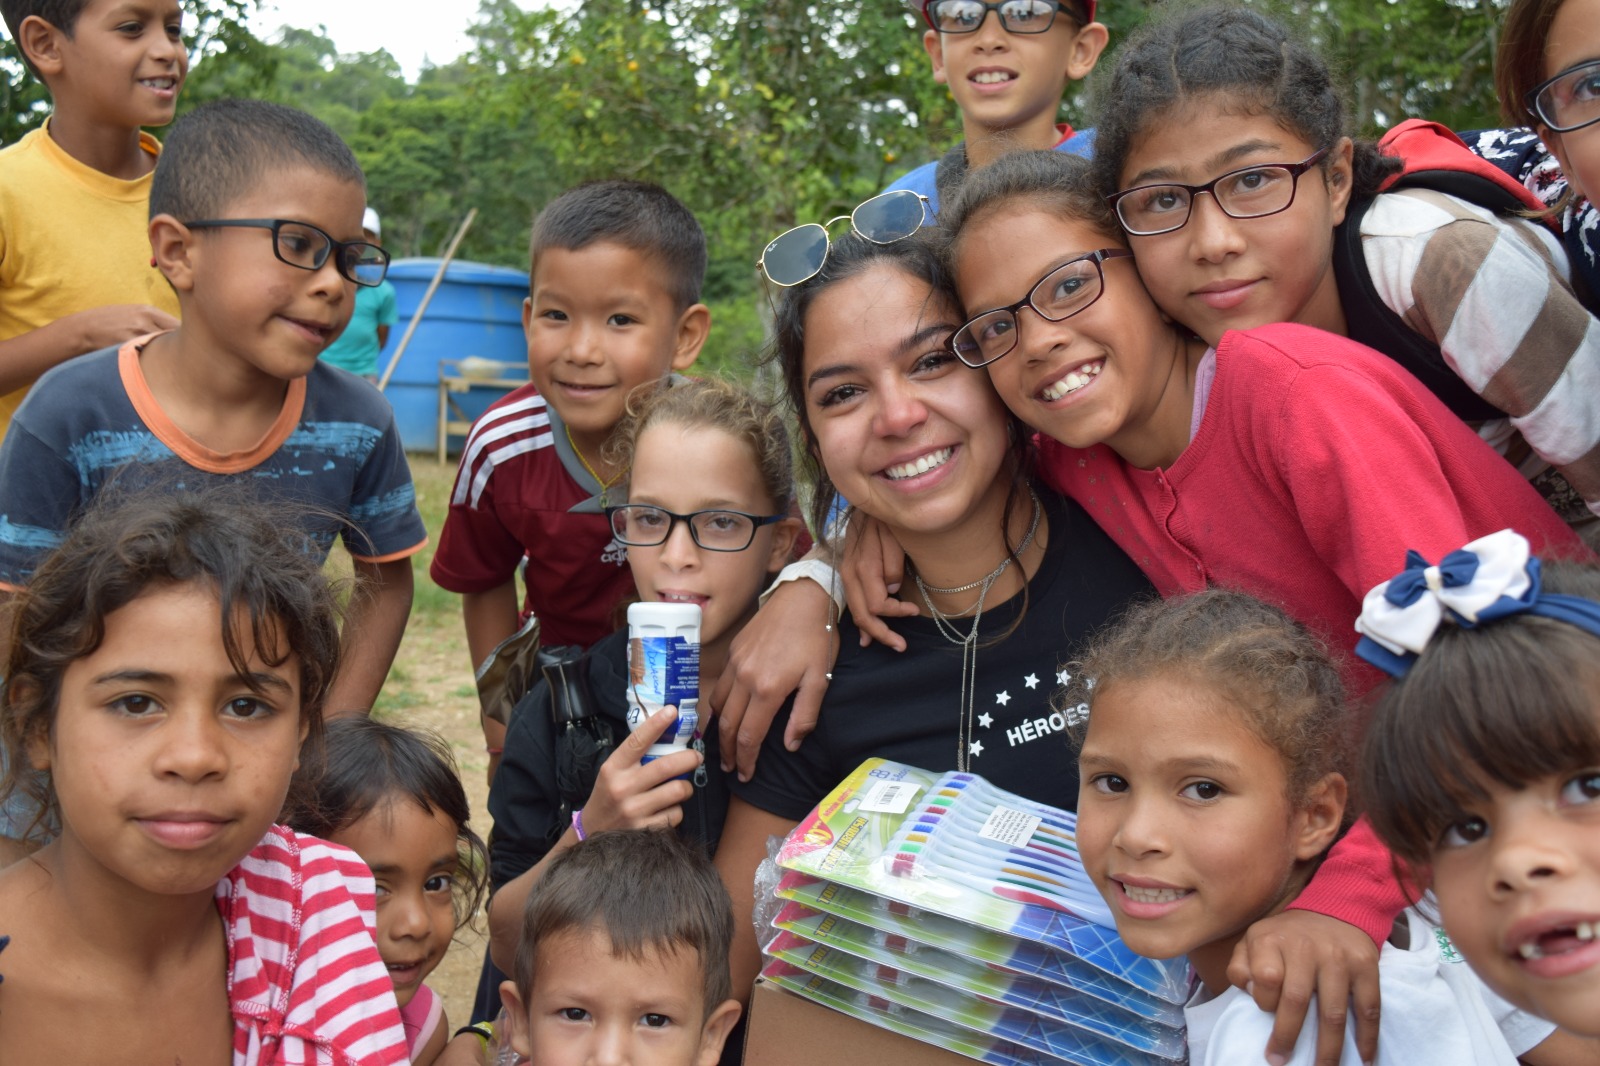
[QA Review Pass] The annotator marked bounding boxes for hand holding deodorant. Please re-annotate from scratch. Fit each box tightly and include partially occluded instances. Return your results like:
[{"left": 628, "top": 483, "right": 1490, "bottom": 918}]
[{"left": 625, "top": 602, "right": 700, "bottom": 764}]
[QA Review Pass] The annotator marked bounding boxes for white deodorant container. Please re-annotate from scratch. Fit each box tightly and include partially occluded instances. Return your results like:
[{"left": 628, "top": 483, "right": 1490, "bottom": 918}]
[{"left": 625, "top": 601, "right": 701, "bottom": 763}]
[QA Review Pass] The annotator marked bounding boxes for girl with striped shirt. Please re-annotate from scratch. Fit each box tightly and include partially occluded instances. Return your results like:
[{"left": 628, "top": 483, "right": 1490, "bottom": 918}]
[{"left": 0, "top": 488, "right": 408, "bottom": 1066}]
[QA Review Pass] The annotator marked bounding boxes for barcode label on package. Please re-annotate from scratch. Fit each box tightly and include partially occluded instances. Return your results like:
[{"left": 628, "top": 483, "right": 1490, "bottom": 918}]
[{"left": 859, "top": 780, "right": 920, "bottom": 814}]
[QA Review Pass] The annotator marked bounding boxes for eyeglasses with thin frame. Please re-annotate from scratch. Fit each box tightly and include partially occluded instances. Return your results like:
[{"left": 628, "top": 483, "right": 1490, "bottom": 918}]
[
  {"left": 920, "top": 0, "right": 1079, "bottom": 34},
  {"left": 182, "top": 218, "right": 392, "bottom": 287},
  {"left": 1107, "top": 147, "right": 1331, "bottom": 237},
  {"left": 1526, "top": 58, "right": 1600, "bottom": 134},
  {"left": 607, "top": 504, "right": 787, "bottom": 553},
  {"left": 951, "top": 248, "right": 1132, "bottom": 368},
  {"left": 758, "top": 189, "right": 931, "bottom": 288}
]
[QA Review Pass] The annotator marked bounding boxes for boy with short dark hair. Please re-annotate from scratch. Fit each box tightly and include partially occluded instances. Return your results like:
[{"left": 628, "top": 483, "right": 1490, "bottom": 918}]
[
  {"left": 885, "top": 0, "right": 1109, "bottom": 212},
  {"left": 497, "top": 830, "right": 742, "bottom": 1066},
  {"left": 0, "top": 98, "right": 425, "bottom": 715},
  {"left": 0, "top": 0, "right": 186, "bottom": 442},
  {"left": 430, "top": 179, "right": 710, "bottom": 773}
]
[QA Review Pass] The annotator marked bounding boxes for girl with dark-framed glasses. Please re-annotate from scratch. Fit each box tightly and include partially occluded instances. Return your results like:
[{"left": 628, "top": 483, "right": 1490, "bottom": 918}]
[
  {"left": 1470, "top": 0, "right": 1600, "bottom": 321},
  {"left": 1092, "top": 4, "right": 1600, "bottom": 550},
  {"left": 483, "top": 377, "right": 801, "bottom": 977},
  {"left": 862, "top": 146, "right": 1587, "bottom": 1066}
]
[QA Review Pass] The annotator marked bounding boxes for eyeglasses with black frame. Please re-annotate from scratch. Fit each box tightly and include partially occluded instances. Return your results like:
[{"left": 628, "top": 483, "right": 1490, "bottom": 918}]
[
  {"left": 758, "top": 189, "right": 931, "bottom": 288},
  {"left": 920, "top": 0, "right": 1079, "bottom": 34},
  {"left": 606, "top": 504, "right": 787, "bottom": 552},
  {"left": 182, "top": 218, "right": 392, "bottom": 287},
  {"left": 951, "top": 248, "right": 1132, "bottom": 368},
  {"left": 1107, "top": 147, "right": 1331, "bottom": 237},
  {"left": 1526, "top": 59, "right": 1600, "bottom": 134}
]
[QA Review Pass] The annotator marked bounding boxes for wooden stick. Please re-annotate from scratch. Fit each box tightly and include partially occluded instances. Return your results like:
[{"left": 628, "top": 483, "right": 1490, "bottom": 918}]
[{"left": 377, "top": 207, "right": 479, "bottom": 392}]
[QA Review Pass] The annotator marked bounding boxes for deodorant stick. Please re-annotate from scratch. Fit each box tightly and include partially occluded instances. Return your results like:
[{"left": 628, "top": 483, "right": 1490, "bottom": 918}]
[{"left": 625, "top": 602, "right": 700, "bottom": 764}]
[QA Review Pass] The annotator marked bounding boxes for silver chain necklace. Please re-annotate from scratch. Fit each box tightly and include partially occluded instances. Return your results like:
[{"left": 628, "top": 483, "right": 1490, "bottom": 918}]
[{"left": 913, "top": 491, "right": 1042, "bottom": 771}]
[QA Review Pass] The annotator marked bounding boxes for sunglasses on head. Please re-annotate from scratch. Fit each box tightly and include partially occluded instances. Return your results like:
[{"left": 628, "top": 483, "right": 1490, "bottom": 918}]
[{"left": 757, "top": 189, "right": 931, "bottom": 288}]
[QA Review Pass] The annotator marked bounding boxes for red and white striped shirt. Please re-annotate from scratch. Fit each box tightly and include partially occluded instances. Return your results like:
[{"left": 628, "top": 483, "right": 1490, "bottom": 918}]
[{"left": 220, "top": 825, "right": 409, "bottom": 1066}]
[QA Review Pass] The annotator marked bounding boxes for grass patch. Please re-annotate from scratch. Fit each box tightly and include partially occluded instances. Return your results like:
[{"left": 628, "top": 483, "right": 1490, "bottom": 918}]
[{"left": 373, "top": 688, "right": 425, "bottom": 716}]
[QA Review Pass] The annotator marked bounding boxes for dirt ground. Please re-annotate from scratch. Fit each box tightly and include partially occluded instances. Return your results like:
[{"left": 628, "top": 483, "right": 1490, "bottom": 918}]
[{"left": 361, "top": 454, "right": 496, "bottom": 1027}]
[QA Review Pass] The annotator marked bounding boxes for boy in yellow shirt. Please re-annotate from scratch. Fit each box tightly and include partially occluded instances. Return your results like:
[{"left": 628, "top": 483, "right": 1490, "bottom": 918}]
[{"left": 0, "top": 0, "right": 186, "bottom": 440}]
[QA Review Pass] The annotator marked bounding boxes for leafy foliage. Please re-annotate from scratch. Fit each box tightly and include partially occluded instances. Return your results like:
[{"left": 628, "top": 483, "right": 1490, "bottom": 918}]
[
  {"left": 1, "top": 0, "right": 1516, "bottom": 376},
  {"left": 1, "top": 0, "right": 276, "bottom": 142}
]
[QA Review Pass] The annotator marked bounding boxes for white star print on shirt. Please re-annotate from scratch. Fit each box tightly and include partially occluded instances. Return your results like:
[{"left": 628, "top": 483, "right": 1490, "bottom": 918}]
[
  {"left": 1024, "top": 673, "right": 1040, "bottom": 689},
  {"left": 977, "top": 711, "right": 994, "bottom": 728},
  {"left": 969, "top": 740, "right": 984, "bottom": 757},
  {"left": 996, "top": 690, "right": 1011, "bottom": 706},
  {"left": 1057, "top": 669, "right": 1071, "bottom": 686}
]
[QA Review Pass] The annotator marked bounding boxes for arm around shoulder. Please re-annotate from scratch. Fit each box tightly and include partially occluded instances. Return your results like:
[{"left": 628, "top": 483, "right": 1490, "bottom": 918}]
[{"left": 1202, "top": 990, "right": 1332, "bottom": 1066}]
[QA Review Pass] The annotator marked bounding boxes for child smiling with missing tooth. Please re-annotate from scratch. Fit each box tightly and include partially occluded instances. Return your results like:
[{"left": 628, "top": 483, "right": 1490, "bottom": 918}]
[{"left": 1069, "top": 590, "right": 1580, "bottom": 1066}]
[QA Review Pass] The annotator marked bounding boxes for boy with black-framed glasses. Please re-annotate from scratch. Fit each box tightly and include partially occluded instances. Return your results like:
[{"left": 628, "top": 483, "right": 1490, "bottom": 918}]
[
  {"left": 884, "top": 0, "right": 1109, "bottom": 214},
  {"left": 0, "top": 99, "right": 425, "bottom": 751}
]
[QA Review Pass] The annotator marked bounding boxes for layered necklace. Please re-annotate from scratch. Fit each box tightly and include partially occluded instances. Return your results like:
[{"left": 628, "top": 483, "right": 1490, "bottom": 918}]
[{"left": 913, "top": 491, "right": 1042, "bottom": 771}]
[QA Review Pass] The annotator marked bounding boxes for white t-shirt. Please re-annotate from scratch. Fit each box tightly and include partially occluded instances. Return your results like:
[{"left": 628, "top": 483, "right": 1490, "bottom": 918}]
[{"left": 1185, "top": 909, "right": 1555, "bottom": 1066}]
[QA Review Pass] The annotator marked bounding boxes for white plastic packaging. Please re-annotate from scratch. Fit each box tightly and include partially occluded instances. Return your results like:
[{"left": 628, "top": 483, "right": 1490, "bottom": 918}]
[{"left": 625, "top": 601, "right": 700, "bottom": 763}]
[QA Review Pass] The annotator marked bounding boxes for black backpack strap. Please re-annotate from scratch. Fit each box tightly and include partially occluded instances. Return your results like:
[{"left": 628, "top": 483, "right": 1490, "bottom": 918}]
[
  {"left": 543, "top": 651, "right": 616, "bottom": 841},
  {"left": 1332, "top": 196, "right": 1505, "bottom": 422}
]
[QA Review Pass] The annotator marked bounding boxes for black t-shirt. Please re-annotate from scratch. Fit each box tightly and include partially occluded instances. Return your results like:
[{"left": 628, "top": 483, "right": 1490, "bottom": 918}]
[
  {"left": 733, "top": 493, "right": 1155, "bottom": 821},
  {"left": 488, "top": 629, "right": 730, "bottom": 889}
]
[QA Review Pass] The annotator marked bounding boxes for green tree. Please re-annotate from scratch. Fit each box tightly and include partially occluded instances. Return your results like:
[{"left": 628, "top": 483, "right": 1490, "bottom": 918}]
[{"left": 1, "top": 0, "right": 275, "bottom": 143}]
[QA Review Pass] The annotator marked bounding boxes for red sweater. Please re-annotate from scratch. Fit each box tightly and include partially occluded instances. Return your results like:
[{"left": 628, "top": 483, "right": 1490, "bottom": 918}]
[{"left": 1040, "top": 321, "right": 1588, "bottom": 942}]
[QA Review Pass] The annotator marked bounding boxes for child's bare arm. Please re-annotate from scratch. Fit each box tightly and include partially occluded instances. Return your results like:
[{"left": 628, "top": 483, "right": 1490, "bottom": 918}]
[
  {"left": 1519, "top": 1028, "right": 1600, "bottom": 1064},
  {"left": 462, "top": 582, "right": 518, "bottom": 781},
  {"left": 487, "top": 708, "right": 699, "bottom": 972},
  {"left": 714, "top": 797, "right": 800, "bottom": 1005},
  {"left": 324, "top": 558, "right": 413, "bottom": 716},
  {"left": 0, "top": 306, "right": 178, "bottom": 394},
  {"left": 411, "top": 1004, "right": 450, "bottom": 1066},
  {"left": 432, "top": 1032, "right": 487, "bottom": 1066}
]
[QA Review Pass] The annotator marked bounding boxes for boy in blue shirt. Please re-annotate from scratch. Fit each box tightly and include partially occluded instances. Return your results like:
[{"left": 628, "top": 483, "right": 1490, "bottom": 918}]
[
  {"left": 0, "top": 100, "right": 425, "bottom": 716},
  {"left": 884, "top": 0, "right": 1108, "bottom": 213},
  {"left": 318, "top": 207, "right": 398, "bottom": 383}
]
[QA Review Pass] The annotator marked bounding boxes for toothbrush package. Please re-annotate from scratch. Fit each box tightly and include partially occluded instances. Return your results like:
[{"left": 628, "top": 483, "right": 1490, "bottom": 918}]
[
  {"left": 774, "top": 872, "right": 1190, "bottom": 1011},
  {"left": 771, "top": 900, "right": 1185, "bottom": 1048},
  {"left": 775, "top": 759, "right": 1192, "bottom": 1001},
  {"left": 765, "top": 929, "right": 1185, "bottom": 1064},
  {"left": 760, "top": 959, "right": 1063, "bottom": 1066}
]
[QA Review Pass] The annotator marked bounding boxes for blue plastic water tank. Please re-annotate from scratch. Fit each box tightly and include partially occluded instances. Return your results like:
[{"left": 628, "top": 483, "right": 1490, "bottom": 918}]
[{"left": 377, "top": 258, "right": 530, "bottom": 454}]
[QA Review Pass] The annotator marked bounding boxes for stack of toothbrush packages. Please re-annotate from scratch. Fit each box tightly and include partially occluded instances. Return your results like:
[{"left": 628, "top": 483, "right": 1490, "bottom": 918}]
[{"left": 758, "top": 758, "right": 1192, "bottom": 1066}]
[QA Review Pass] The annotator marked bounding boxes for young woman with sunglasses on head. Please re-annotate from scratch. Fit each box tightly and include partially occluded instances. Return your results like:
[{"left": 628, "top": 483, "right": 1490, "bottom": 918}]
[
  {"left": 713, "top": 225, "right": 1154, "bottom": 1006},
  {"left": 867, "top": 146, "right": 1580, "bottom": 1066},
  {"left": 1092, "top": 4, "right": 1600, "bottom": 547},
  {"left": 484, "top": 377, "right": 801, "bottom": 975}
]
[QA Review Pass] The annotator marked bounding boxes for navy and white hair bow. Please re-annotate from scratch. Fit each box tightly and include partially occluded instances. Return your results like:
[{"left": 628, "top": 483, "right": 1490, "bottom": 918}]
[{"left": 1354, "top": 529, "right": 1600, "bottom": 676}]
